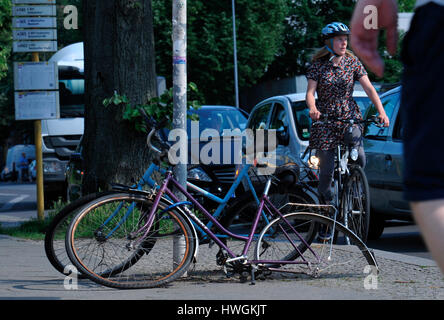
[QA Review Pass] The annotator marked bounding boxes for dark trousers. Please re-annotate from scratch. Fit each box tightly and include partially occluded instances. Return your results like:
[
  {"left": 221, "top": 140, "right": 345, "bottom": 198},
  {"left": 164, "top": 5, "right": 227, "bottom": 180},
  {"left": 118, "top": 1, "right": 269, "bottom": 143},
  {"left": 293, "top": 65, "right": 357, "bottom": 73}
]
[{"left": 317, "top": 125, "right": 365, "bottom": 202}]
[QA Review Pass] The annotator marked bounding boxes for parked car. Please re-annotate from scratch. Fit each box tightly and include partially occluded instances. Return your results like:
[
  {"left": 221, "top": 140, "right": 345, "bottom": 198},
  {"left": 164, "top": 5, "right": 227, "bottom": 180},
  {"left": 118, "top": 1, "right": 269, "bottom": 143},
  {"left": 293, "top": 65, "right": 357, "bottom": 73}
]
[
  {"left": 1, "top": 144, "right": 35, "bottom": 182},
  {"left": 65, "top": 105, "right": 249, "bottom": 206},
  {"left": 247, "top": 90, "right": 371, "bottom": 161},
  {"left": 363, "top": 86, "right": 409, "bottom": 239},
  {"left": 244, "top": 90, "right": 371, "bottom": 202}
]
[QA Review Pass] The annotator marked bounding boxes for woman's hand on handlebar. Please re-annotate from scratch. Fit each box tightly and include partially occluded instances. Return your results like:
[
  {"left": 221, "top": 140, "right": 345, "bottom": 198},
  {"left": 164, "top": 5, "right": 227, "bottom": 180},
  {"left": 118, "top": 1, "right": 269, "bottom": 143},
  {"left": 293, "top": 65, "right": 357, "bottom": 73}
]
[
  {"left": 309, "top": 107, "right": 321, "bottom": 121},
  {"left": 378, "top": 113, "right": 390, "bottom": 127}
]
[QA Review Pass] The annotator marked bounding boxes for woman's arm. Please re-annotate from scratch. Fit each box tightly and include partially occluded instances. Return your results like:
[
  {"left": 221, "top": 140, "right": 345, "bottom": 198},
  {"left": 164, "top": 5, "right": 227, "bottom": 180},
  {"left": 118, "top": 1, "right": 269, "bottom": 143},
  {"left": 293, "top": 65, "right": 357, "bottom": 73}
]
[
  {"left": 359, "top": 75, "right": 390, "bottom": 127},
  {"left": 306, "top": 79, "right": 321, "bottom": 121}
]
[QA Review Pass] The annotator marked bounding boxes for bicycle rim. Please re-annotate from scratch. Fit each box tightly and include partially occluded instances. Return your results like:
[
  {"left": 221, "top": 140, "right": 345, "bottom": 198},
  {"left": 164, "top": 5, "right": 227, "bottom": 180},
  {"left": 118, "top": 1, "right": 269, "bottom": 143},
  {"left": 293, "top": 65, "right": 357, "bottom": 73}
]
[
  {"left": 255, "top": 212, "right": 378, "bottom": 279},
  {"left": 66, "top": 193, "right": 195, "bottom": 289}
]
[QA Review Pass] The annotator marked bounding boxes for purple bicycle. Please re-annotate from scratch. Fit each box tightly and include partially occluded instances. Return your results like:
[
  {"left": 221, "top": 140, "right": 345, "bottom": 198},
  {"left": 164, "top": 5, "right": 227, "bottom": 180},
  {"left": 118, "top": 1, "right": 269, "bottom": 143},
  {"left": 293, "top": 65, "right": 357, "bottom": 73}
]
[{"left": 65, "top": 127, "right": 378, "bottom": 289}]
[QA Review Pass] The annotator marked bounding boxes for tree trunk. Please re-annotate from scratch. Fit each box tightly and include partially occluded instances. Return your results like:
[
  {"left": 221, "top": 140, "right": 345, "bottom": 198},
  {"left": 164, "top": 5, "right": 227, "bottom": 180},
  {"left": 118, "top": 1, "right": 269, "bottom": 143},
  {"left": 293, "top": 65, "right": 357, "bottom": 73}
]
[{"left": 82, "top": 0, "right": 157, "bottom": 193}]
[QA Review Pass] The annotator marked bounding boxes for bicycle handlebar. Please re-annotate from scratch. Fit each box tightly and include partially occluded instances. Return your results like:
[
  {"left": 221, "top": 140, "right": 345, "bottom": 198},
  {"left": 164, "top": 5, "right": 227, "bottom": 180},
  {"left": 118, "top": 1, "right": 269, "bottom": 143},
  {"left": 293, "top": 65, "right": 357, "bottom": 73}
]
[
  {"left": 147, "top": 128, "right": 163, "bottom": 154},
  {"left": 136, "top": 107, "right": 171, "bottom": 155},
  {"left": 316, "top": 114, "right": 384, "bottom": 127}
]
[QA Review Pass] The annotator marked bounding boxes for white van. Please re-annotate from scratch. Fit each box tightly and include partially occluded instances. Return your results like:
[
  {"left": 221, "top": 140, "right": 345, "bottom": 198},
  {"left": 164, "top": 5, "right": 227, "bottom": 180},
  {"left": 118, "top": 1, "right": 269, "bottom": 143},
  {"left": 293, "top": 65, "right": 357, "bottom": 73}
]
[{"left": 1, "top": 145, "right": 35, "bottom": 181}]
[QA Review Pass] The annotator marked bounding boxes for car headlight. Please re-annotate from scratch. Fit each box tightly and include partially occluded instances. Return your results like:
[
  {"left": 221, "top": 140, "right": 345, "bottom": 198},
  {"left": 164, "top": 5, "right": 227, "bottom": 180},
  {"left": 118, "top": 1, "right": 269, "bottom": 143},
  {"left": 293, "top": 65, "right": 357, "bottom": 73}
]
[
  {"left": 308, "top": 155, "right": 320, "bottom": 170},
  {"left": 43, "top": 161, "right": 66, "bottom": 174},
  {"left": 350, "top": 148, "right": 359, "bottom": 161},
  {"left": 187, "top": 167, "right": 212, "bottom": 182}
]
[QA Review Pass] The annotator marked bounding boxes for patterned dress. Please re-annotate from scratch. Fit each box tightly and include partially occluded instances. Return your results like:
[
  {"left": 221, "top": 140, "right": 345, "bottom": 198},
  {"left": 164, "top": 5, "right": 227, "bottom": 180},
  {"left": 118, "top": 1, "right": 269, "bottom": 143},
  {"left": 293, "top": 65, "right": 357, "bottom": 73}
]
[{"left": 306, "top": 54, "right": 368, "bottom": 150}]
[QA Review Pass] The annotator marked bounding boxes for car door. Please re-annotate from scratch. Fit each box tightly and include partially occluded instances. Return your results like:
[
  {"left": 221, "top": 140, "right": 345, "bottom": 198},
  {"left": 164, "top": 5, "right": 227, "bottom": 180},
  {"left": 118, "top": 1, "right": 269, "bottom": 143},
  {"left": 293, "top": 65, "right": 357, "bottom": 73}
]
[
  {"left": 363, "top": 91, "right": 400, "bottom": 213},
  {"left": 380, "top": 104, "right": 410, "bottom": 214}
]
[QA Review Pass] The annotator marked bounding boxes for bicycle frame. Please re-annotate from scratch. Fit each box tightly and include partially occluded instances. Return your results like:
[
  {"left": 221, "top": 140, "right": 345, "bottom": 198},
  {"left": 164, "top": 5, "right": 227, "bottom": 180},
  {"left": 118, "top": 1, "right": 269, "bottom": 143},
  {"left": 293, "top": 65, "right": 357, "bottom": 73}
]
[
  {"left": 135, "top": 171, "right": 320, "bottom": 265},
  {"left": 108, "top": 161, "right": 269, "bottom": 241}
]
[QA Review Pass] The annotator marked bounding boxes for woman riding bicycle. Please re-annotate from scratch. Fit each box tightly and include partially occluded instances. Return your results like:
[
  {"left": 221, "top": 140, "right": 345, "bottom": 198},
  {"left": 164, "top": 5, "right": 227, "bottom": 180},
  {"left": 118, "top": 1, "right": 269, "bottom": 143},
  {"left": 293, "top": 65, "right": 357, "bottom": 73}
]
[{"left": 305, "top": 22, "right": 390, "bottom": 204}]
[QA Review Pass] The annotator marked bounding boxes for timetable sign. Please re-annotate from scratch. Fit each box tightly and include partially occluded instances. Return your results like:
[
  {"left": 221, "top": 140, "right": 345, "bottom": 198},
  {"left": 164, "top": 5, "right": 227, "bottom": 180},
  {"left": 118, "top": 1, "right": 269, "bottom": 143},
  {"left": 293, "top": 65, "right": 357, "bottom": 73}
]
[
  {"left": 13, "top": 40, "right": 57, "bottom": 52},
  {"left": 15, "top": 91, "right": 60, "bottom": 121},
  {"left": 13, "top": 17, "right": 56, "bottom": 28},
  {"left": 13, "top": 29, "right": 57, "bottom": 40},
  {"left": 14, "top": 62, "right": 58, "bottom": 91},
  {"left": 12, "top": 5, "right": 57, "bottom": 17},
  {"left": 12, "top": 0, "right": 56, "bottom": 4}
]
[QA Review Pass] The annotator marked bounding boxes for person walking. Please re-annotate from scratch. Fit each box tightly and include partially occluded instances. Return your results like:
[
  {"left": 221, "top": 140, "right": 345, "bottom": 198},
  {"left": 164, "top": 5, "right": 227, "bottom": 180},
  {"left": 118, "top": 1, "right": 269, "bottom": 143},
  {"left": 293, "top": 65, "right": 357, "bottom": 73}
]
[
  {"left": 17, "top": 152, "right": 29, "bottom": 183},
  {"left": 305, "top": 22, "right": 389, "bottom": 205},
  {"left": 350, "top": 0, "right": 444, "bottom": 274}
]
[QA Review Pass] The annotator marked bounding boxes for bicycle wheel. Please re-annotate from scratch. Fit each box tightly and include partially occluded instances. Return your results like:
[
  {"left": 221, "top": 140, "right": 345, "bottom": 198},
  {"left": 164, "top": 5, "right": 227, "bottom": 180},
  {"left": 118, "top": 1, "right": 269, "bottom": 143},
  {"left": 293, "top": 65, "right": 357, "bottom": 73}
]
[
  {"left": 341, "top": 165, "right": 371, "bottom": 243},
  {"left": 255, "top": 212, "right": 378, "bottom": 278},
  {"left": 66, "top": 192, "right": 196, "bottom": 289},
  {"left": 44, "top": 191, "right": 117, "bottom": 278}
]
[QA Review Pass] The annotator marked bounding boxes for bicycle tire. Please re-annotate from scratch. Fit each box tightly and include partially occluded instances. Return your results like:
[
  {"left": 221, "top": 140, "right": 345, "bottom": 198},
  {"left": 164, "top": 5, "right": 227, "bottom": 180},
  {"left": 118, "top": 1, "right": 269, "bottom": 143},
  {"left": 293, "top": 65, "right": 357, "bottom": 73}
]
[
  {"left": 341, "top": 165, "right": 371, "bottom": 243},
  {"left": 255, "top": 212, "right": 378, "bottom": 277},
  {"left": 66, "top": 192, "right": 196, "bottom": 289},
  {"left": 44, "top": 191, "right": 117, "bottom": 278}
]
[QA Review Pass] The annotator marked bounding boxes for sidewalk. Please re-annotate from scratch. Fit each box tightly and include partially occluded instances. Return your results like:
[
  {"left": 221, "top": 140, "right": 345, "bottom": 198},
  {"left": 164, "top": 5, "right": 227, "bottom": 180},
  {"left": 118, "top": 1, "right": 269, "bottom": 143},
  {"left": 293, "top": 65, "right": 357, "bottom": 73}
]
[{"left": 0, "top": 233, "right": 442, "bottom": 300}]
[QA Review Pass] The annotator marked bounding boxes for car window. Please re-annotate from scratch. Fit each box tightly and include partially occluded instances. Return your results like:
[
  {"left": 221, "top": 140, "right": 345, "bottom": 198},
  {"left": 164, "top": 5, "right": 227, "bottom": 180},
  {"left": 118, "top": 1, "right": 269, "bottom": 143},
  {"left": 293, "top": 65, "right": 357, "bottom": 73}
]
[
  {"left": 269, "top": 103, "right": 288, "bottom": 129},
  {"left": 248, "top": 103, "right": 272, "bottom": 129},
  {"left": 292, "top": 101, "right": 312, "bottom": 141},
  {"left": 364, "top": 93, "right": 399, "bottom": 138},
  {"left": 355, "top": 96, "right": 371, "bottom": 115}
]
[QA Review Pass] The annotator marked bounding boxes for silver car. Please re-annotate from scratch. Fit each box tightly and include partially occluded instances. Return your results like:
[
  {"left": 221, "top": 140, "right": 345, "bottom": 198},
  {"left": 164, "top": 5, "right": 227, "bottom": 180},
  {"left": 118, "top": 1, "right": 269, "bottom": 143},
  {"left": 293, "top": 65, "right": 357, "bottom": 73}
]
[{"left": 363, "top": 86, "right": 410, "bottom": 239}]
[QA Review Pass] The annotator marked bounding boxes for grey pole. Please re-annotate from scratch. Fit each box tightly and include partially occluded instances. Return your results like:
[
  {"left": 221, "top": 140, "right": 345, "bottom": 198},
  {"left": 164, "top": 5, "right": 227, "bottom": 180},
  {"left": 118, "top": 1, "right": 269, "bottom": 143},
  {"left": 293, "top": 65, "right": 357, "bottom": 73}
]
[
  {"left": 232, "top": 0, "right": 239, "bottom": 109},
  {"left": 172, "top": 0, "right": 188, "bottom": 274}
]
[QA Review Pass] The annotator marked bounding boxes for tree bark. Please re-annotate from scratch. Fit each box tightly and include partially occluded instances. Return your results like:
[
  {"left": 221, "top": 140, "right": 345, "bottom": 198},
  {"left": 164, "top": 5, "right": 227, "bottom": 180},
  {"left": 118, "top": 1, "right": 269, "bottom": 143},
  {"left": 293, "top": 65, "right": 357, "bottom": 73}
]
[{"left": 82, "top": 0, "right": 157, "bottom": 193}]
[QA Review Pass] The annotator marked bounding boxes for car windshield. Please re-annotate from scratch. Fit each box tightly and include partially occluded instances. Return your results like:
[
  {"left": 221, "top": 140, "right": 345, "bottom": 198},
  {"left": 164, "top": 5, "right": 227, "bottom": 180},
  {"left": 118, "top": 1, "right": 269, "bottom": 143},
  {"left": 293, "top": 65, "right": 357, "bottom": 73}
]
[
  {"left": 292, "top": 96, "right": 370, "bottom": 141},
  {"left": 59, "top": 66, "right": 85, "bottom": 118},
  {"left": 187, "top": 108, "right": 247, "bottom": 137},
  {"left": 355, "top": 96, "right": 371, "bottom": 115}
]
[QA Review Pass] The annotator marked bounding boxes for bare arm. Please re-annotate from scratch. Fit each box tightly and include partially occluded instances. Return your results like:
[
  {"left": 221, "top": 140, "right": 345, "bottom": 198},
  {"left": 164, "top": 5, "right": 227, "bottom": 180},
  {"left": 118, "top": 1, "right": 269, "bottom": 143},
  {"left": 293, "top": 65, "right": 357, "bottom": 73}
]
[
  {"left": 359, "top": 75, "right": 390, "bottom": 127},
  {"left": 306, "top": 79, "right": 321, "bottom": 120}
]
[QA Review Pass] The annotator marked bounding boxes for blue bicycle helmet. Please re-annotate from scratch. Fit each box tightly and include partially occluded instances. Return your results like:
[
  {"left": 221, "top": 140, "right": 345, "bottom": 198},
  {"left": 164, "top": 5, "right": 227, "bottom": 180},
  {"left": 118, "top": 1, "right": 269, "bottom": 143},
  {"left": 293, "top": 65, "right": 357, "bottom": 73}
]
[
  {"left": 322, "top": 22, "right": 350, "bottom": 39},
  {"left": 321, "top": 22, "right": 350, "bottom": 58}
]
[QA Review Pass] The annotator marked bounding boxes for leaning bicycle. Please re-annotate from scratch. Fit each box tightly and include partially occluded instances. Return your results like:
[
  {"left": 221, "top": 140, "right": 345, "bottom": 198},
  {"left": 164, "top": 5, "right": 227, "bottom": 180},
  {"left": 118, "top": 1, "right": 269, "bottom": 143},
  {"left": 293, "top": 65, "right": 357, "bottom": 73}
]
[
  {"left": 45, "top": 124, "right": 312, "bottom": 278},
  {"left": 64, "top": 125, "right": 378, "bottom": 289}
]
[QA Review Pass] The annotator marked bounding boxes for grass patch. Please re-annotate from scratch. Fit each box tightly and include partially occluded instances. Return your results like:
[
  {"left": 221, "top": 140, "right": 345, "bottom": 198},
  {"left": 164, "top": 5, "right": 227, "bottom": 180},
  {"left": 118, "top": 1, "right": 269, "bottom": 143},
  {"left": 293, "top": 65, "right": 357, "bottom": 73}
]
[{"left": 0, "top": 198, "right": 67, "bottom": 240}]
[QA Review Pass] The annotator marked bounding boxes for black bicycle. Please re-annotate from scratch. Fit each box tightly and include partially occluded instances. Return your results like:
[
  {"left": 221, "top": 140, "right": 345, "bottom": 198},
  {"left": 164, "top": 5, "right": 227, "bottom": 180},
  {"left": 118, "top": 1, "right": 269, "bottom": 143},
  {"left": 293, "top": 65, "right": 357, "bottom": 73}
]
[{"left": 302, "top": 115, "right": 383, "bottom": 243}]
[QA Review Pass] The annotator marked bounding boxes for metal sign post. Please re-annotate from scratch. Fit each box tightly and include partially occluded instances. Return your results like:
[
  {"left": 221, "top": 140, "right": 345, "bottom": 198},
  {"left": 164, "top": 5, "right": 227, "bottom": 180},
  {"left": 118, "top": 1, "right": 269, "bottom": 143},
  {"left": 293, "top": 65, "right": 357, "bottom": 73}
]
[
  {"left": 172, "top": 0, "right": 187, "bottom": 275},
  {"left": 12, "top": 0, "right": 58, "bottom": 221},
  {"left": 32, "top": 53, "right": 45, "bottom": 221}
]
